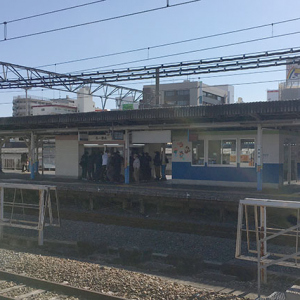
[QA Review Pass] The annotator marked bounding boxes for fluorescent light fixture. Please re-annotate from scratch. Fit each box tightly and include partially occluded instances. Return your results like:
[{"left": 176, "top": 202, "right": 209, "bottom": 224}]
[{"left": 84, "top": 144, "right": 100, "bottom": 147}]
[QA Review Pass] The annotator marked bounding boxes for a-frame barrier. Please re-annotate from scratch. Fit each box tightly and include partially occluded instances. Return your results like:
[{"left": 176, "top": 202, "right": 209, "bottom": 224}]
[
  {"left": 0, "top": 183, "right": 60, "bottom": 246},
  {"left": 236, "top": 198, "right": 300, "bottom": 299}
]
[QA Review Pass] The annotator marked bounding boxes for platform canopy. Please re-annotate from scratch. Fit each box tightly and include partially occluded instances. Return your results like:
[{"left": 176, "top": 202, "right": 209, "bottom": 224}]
[{"left": 1, "top": 99, "right": 300, "bottom": 136}]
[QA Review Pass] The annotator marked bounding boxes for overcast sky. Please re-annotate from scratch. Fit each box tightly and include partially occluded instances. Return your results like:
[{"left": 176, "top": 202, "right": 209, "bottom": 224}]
[{"left": 0, "top": 0, "right": 300, "bottom": 117}]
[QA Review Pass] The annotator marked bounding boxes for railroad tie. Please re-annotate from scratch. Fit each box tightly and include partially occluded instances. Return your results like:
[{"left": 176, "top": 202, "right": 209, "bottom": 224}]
[
  {"left": 15, "top": 289, "right": 45, "bottom": 299},
  {"left": 0, "top": 285, "right": 26, "bottom": 294}
]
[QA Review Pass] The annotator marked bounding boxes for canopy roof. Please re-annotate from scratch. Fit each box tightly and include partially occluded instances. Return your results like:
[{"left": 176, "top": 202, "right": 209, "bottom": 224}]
[{"left": 1, "top": 100, "right": 300, "bottom": 134}]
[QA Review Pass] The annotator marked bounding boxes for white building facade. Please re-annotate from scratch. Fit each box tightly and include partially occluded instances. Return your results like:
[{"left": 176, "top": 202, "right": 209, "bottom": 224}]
[
  {"left": 76, "top": 87, "right": 95, "bottom": 113},
  {"left": 142, "top": 80, "right": 233, "bottom": 108},
  {"left": 32, "top": 104, "right": 77, "bottom": 115},
  {"left": 12, "top": 87, "right": 95, "bottom": 116}
]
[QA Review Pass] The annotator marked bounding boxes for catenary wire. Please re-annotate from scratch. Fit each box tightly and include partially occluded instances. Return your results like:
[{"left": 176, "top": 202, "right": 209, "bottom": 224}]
[
  {"left": 0, "top": 0, "right": 201, "bottom": 43},
  {"left": 0, "top": 68, "right": 286, "bottom": 93},
  {"left": 0, "top": 46, "right": 296, "bottom": 82},
  {"left": 37, "top": 16, "right": 300, "bottom": 70},
  {"left": 71, "top": 30, "right": 300, "bottom": 74},
  {"left": 123, "top": 68, "right": 287, "bottom": 86},
  {"left": 0, "top": 0, "right": 106, "bottom": 25}
]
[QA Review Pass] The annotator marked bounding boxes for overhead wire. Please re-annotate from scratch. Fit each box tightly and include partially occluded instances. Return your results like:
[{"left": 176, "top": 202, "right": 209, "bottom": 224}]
[
  {"left": 0, "top": 46, "right": 296, "bottom": 84},
  {"left": 71, "top": 30, "right": 300, "bottom": 74},
  {"left": 1, "top": 48, "right": 297, "bottom": 90},
  {"left": 123, "top": 68, "right": 286, "bottom": 86},
  {"left": 0, "top": 0, "right": 201, "bottom": 43},
  {"left": 0, "top": 0, "right": 106, "bottom": 25},
  {"left": 37, "top": 16, "right": 300, "bottom": 70},
  {"left": 0, "top": 67, "right": 286, "bottom": 94}
]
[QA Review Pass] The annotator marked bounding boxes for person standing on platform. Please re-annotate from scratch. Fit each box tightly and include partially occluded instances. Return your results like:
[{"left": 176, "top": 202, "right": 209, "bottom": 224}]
[
  {"left": 87, "top": 152, "right": 95, "bottom": 181},
  {"left": 21, "top": 152, "right": 28, "bottom": 172},
  {"left": 95, "top": 150, "right": 103, "bottom": 181},
  {"left": 145, "top": 152, "right": 152, "bottom": 181},
  {"left": 153, "top": 151, "right": 162, "bottom": 181},
  {"left": 80, "top": 151, "right": 89, "bottom": 180},
  {"left": 101, "top": 150, "right": 109, "bottom": 181},
  {"left": 129, "top": 153, "right": 134, "bottom": 182},
  {"left": 133, "top": 154, "right": 140, "bottom": 183},
  {"left": 139, "top": 152, "right": 147, "bottom": 182},
  {"left": 106, "top": 152, "right": 115, "bottom": 182},
  {"left": 113, "top": 151, "right": 123, "bottom": 182}
]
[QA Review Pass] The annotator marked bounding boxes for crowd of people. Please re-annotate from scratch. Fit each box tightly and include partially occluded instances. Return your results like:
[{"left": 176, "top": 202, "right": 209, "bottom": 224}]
[{"left": 80, "top": 150, "right": 168, "bottom": 183}]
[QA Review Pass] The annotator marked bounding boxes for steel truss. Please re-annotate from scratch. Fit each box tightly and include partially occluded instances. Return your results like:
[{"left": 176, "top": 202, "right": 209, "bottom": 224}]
[
  {"left": 0, "top": 61, "right": 143, "bottom": 109},
  {"left": 70, "top": 47, "right": 300, "bottom": 82},
  {"left": 1, "top": 47, "right": 300, "bottom": 108}
]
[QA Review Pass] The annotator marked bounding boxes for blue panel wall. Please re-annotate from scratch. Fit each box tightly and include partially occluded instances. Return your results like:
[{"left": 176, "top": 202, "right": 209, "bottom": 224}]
[
  {"left": 263, "top": 163, "right": 283, "bottom": 184},
  {"left": 172, "top": 162, "right": 283, "bottom": 184}
]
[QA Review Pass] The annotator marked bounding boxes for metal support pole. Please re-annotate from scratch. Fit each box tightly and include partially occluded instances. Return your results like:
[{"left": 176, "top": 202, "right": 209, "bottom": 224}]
[
  {"left": 257, "top": 125, "right": 263, "bottom": 191},
  {"left": 0, "top": 140, "right": 3, "bottom": 173},
  {"left": 124, "top": 130, "right": 130, "bottom": 184},
  {"left": 38, "top": 189, "right": 45, "bottom": 246},
  {"left": 161, "top": 144, "right": 166, "bottom": 180},
  {"left": 296, "top": 208, "right": 299, "bottom": 266},
  {"left": 288, "top": 143, "right": 292, "bottom": 184},
  {"left": 35, "top": 137, "right": 39, "bottom": 175},
  {"left": 155, "top": 68, "right": 160, "bottom": 105},
  {"left": 0, "top": 187, "right": 3, "bottom": 239},
  {"left": 41, "top": 142, "right": 44, "bottom": 176},
  {"left": 30, "top": 132, "right": 35, "bottom": 180},
  {"left": 235, "top": 203, "right": 244, "bottom": 257},
  {"left": 199, "top": 81, "right": 203, "bottom": 105},
  {"left": 254, "top": 205, "right": 261, "bottom": 298},
  {"left": 260, "top": 206, "right": 267, "bottom": 283}
]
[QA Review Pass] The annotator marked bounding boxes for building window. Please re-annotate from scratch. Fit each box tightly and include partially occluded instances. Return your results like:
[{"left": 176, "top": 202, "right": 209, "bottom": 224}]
[
  {"left": 240, "top": 139, "right": 255, "bottom": 167},
  {"left": 208, "top": 139, "right": 236, "bottom": 165},
  {"left": 208, "top": 140, "right": 221, "bottom": 164},
  {"left": 165, "top": 91, "right": 175, "bottom": 97},
  {"left": 192, "top": 140, "right": 204, "bottom": 165},
  {"left": 41, "top": 108, "right": 45, "bottom": 111},
  {"left": 222, "top": 140, "right": 236, "bottom": 165},
  {"left": 164, "top": 89, "right": 190, "bottom": 106}
]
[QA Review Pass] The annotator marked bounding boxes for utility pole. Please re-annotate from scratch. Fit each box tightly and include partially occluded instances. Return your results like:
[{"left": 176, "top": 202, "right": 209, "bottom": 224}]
[{"left": 155, "top": 68, "right": 160, "bottom": 105}]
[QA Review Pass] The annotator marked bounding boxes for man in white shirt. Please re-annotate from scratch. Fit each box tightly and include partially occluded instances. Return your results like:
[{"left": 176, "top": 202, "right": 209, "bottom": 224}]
[{"left": 101, "top": 150, "right": 109, "bottom": 181}]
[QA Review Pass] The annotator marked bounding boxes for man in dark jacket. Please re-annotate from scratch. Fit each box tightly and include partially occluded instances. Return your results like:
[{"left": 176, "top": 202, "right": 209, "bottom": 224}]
[
  {"left": 80, "top": 151, "right": 89, "bottom": 180},
  {"left": 153, "top": 151, "right": 161, "bottom": 181}
]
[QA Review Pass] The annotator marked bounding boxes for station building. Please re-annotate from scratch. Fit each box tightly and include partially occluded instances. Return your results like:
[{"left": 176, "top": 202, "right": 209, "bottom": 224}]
[{"left": 1, "top": 99, "right": 300, "bottom": 190}]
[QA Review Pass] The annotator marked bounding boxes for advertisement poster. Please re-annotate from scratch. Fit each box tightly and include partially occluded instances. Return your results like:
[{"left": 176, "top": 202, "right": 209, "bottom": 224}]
[{"left": 172, "top": 139, "right": 192, "bottom": 162}]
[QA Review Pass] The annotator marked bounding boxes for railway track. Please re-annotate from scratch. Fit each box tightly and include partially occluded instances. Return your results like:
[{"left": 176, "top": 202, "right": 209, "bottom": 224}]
[{"left": 0, "top": 270, "right": 125, "bottom": 300}]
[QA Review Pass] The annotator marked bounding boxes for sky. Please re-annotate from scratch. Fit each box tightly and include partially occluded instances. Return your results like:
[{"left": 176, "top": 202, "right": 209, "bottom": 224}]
[{"left": 0, "top": 0, "right": 300, "bottom": 117}]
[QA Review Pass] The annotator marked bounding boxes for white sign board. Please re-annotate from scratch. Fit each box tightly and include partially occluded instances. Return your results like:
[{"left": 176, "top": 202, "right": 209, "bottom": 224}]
[{"left": 132, "top": 130, "right": 171, "bottom": 143}]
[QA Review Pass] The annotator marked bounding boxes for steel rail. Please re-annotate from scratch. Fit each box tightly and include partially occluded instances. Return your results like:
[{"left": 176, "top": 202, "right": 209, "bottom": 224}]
[{"left": 0, "top": 269, "right": 126, "bottom": 300}]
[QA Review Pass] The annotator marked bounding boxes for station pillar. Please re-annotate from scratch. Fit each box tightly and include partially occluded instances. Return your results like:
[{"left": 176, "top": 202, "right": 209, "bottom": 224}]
[
  {"left": 0, "top": 139, "right": 5, "bottom": 173},
  {"left": 30, "top": 132, "right": 36, "bottom": 180},
  {"left": 256, "top": 125, "right": 263, "bottom": 191},
  {"left": 161, "top": 144, "right": 166, "bottom": 181},
  {"left": 35, "top": 136, "right": 39, "bottom": 175},
  {"left": 124, "top": 130, "right": 130, "bottom": 184}
]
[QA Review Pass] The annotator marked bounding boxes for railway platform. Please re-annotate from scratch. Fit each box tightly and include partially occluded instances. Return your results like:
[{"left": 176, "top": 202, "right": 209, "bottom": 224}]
[{"left": 0, "top": 170, "right": 299, "bottom": 219}]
